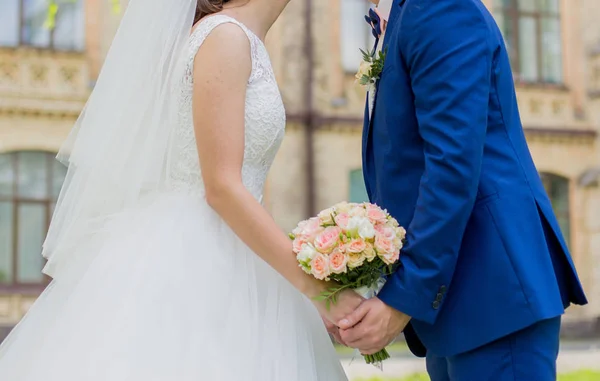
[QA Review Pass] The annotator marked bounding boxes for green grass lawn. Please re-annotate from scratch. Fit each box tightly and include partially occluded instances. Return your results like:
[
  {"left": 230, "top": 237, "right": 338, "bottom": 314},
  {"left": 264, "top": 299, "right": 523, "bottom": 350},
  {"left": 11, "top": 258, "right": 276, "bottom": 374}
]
[{"left": 352, "top": 370, "right": 600, "bottom": 381}]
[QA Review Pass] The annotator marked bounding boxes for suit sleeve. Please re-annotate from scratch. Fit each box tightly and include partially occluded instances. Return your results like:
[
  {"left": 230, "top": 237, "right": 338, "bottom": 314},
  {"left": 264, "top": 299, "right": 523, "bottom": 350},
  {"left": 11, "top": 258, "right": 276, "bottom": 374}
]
[{"left": 377, "top": 0, "right": 495, "bottom": 324}]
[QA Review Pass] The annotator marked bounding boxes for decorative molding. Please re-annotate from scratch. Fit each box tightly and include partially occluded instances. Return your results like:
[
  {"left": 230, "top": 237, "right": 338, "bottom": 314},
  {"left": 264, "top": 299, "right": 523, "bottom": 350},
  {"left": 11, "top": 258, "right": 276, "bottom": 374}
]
[
  {"left": 524, "top": 127, "right": 597, "bottom": 138},
  {"left": 514, "top": 82, "right": 570, "bottom": 92},
  {"left": 287, "top": 113, "right": 598, "bottom": 142},
  {"left": 0, "top": 106, "right": 81, "bottom": 119},
  {"left": 524, "top": 128, "right": 597, "bottom": 145}
]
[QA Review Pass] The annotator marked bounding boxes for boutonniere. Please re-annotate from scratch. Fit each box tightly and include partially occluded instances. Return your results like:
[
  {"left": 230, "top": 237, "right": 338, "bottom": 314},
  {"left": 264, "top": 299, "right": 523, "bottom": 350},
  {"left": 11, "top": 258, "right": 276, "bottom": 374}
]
[
  {"left": 356, "top": 8, "right": 388, "bottom": 92},
  {"left": 365, "top": 8, "right": 387, "bottom": 39},
  {"left": 355, "top": 48, "right": 387, "bottom": 92}
]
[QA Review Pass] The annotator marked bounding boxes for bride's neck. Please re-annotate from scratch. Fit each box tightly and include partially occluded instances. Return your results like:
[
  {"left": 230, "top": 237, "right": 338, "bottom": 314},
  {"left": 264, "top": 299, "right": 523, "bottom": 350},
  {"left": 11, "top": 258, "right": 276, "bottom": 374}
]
[{"left": 224, "top": 0, "right": 289, "bottom": 40}]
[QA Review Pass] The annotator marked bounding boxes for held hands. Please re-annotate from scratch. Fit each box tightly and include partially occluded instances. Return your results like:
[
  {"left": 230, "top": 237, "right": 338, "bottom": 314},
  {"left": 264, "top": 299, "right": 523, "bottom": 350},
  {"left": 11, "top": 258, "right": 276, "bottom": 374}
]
[
  {"left": 316, "top": 289, "right": 362, "bottom": 346},
  {"left": 321, "top": 316, "right": 346, "bottom": 345},
  {"left": 313, "top": 288, "right": 364, "bottom": 327},
  {"left": 338, "top": 297, "right": 410, "bottom": 355}
]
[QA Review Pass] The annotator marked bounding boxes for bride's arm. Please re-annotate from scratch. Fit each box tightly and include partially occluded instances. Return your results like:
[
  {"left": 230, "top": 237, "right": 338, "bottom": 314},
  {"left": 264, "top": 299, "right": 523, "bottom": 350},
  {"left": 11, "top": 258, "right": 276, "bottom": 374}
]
[{"left": 192, "top": 24, "right": 362, "bottom": 317}]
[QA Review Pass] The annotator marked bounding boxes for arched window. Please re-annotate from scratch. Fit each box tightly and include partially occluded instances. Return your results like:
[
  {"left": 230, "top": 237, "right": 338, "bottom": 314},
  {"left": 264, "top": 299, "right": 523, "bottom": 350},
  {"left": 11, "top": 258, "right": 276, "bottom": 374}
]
[
  {"left": 0, "top": 151, "right": 67, "bottom": 286},
  {"left": 0, "top": 0, "right": 85, "bottom": 50},
  {"left": 494, "top": 0, "right": 562, "bottom": 84},
  {"left": 349, "top": 169, "right": 369, "bottom": 203},
  {"left": 540, "top": 172, "right": 570, "bottom": 246}
]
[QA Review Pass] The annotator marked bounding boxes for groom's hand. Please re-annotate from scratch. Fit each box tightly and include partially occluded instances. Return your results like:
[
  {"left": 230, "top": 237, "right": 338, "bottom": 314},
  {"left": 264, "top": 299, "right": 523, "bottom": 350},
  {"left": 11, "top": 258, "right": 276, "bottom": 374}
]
[{"left": 338, "top": 297, "right": 410, "bottom": 355}]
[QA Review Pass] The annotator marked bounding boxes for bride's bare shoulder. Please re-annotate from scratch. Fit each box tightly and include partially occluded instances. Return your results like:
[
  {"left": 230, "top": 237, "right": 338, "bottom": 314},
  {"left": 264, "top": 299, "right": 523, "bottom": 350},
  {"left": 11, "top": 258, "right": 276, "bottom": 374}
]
[
  {"left": 192, "top": 19, "right": 251, "bottom": 74},
  {"left": 192, "top": 20, "right": 251, "bottom": 93},
  {"left": 194, "top": 19, "right": 251, "bottom": 66}
]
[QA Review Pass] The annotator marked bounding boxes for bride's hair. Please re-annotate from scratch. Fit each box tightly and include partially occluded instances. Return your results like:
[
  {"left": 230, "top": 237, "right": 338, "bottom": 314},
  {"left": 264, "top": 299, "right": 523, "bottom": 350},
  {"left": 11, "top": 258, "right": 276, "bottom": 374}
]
[{"left": 194, "top": 0, "right": 232, "bottom": 23}]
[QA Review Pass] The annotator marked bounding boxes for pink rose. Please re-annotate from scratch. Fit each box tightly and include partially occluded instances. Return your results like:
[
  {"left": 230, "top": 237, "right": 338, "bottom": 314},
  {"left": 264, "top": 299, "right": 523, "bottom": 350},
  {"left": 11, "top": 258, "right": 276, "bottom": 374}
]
[
  {"left": 349, "top": 205, "right": 367, "bottom": 218},
  {"left": 380, "top": 249, "right": 400, "bottom": 265},
  {"left": 334, "top": 212, "right": 350, "bottom": 230},
  {"left": 302, "top": 217, "right": 324, "bottom": 240},
  {"left": 366, "top": 204, "right": 388, "bottom": 224},
  {"left": 292, "top": 237, "right": 307, "bottom": 253},
  {"left": 329, "top": 249, "right": 348, "bottom": 274},
  {"left": 346, "top": 238, "right": 367, "bottom": 254},
  {"left": 378, "top": 227, "right": 396, "bottom": 241},
  {"left": 374, "top": 234, "right": 394, "bottom": 254},
  {"left": 314, "top": 226, "right": 342, "bottom": 254},
  {"left": 310, "top": 253, "right": 330, "bottom": 280}
]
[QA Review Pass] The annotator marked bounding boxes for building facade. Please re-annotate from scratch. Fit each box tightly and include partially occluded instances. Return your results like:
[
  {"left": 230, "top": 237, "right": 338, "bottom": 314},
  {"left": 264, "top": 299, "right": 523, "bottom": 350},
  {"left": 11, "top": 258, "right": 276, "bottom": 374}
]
[{"left": 0, "top": 0, "right": 598, "bottom": 337}]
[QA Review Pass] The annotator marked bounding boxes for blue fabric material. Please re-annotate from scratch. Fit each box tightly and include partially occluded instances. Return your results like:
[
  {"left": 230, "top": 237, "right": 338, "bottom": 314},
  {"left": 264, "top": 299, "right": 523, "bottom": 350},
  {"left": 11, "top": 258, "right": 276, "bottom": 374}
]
[
  {"left": 362, "top": 0, "right": 587, "bottom": 357},
  {"left": 426, "top": 317, "right": 561, "bottom": 381}
]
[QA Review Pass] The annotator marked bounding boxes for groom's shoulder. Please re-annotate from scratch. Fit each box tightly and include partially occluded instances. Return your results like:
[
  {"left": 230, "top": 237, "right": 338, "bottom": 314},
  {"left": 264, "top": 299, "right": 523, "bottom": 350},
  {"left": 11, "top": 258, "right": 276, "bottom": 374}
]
[
  {"left": 400, "top": 0, "right": 496, "bottom": 39},
  {"left": 403, "top": 0, "right": 491, "bottom": 23}
]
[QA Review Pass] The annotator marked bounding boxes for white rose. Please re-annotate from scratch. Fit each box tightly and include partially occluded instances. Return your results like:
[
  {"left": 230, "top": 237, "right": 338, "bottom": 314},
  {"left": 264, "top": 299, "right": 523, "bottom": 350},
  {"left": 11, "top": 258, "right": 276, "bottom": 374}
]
[
  {"left": 346, "top": 216, "right": 376, "bottom": 239},
  {"left": 296, "top": 243, "right": 317, "bottom": 263},
  {"left": 358, "top": 219, "right": 376, "bottom": 239},
  {"left": 346, "top": 216, "right": 364, "bottom": 233},
  {"left": 355, "top": 60, "right": 373, "bottom": 82}
]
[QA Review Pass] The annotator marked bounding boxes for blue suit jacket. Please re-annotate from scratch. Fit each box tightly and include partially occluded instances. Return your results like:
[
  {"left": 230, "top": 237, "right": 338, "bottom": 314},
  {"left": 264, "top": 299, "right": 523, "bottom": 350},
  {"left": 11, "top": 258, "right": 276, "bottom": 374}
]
[{"left": 362, "top": 0, "right": 588, "bottom": 357}]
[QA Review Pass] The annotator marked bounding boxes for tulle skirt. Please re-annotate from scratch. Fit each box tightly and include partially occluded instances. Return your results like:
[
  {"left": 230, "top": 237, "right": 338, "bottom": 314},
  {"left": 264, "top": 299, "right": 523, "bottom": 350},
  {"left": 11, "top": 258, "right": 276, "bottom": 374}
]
[{"left": 0, "top": 191, "right": 347, "bottom": 381}]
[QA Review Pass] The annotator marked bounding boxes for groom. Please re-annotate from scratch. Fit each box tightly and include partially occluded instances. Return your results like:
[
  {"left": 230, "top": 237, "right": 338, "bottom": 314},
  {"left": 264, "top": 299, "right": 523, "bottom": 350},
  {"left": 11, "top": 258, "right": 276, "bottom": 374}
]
[{"left": 337, "top": 0, "right": 588, "bottom": 379}]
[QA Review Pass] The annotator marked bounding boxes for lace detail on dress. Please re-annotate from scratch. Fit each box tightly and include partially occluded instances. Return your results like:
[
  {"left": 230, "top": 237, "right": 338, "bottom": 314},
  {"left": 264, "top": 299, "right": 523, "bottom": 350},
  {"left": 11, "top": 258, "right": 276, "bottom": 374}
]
[{"left": 167, "top": 15, "right": 286, "bottom": 202}]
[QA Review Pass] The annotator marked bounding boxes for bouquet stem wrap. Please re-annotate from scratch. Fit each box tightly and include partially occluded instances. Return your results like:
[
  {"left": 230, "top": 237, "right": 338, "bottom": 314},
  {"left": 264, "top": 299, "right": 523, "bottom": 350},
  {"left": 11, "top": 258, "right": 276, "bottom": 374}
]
[{"left": 353, "top": 277, "right": 390, "bottom": 366}]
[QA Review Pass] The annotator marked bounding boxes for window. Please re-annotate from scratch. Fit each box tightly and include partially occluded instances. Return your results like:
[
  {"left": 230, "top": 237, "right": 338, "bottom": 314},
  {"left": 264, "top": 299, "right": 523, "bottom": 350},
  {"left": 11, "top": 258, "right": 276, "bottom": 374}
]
[
  {"left": 0, "top": 151, "right": 67, "bottom": 285},
  {"left": 540, "top": 172, "right": 570, "bottom": 246},
  {"left": 494, "top": 0, "right": 562, "bottom": 84},
  {"left": 0, "top": 0, "right": 85, "bottom": 50},
  {"left": 340, "top": 0, "right": 373, "bottom": 72},
  {"left": 349, "top": 169, "right": 369, "bottom": 203}
]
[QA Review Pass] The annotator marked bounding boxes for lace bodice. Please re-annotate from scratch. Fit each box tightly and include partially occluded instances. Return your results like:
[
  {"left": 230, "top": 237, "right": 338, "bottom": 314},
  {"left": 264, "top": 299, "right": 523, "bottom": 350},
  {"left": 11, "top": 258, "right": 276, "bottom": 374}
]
[{"left": 168, "top": 15, "right": 286, "bottom": 202}]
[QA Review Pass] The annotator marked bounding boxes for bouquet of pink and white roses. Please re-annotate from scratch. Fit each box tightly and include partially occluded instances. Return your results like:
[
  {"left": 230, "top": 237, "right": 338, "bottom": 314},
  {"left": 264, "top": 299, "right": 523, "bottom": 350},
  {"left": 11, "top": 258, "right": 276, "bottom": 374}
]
[{"left": 289, "top": 201, "right": 405, "bottom": 364}]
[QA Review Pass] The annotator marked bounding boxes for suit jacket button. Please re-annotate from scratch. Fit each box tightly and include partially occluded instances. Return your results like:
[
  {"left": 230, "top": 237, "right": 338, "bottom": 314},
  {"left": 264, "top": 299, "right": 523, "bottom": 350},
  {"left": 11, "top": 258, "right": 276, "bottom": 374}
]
[
  {"left": 439, "top": 285, "right": 447, "bottom": 294},
  {"left": 435, "top": 293, "right": 443, "bottom": 302},
  {"left": 432, "top": 300, "right": 441, "bottom": 309}
]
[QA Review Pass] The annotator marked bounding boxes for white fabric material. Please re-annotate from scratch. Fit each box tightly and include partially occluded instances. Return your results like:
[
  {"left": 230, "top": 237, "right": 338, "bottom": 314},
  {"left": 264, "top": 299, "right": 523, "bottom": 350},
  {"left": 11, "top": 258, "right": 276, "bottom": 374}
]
[
  {"left": 0, "top": 15, "right": 347, "bottom": 381},
  {"left": 377, "top": 0, "right": 393, "bottom": 21}
]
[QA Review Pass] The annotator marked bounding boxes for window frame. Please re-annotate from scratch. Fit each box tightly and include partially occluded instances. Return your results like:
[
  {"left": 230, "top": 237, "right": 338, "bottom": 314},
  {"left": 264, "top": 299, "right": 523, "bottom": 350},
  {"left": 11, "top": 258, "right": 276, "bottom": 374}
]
[
  {"left": 0, "top": 0, "right": 85, "bottom": 51},
  {"left": 0, "top": 151, "right": 65, "bottom": 291},
  {"left": 495, "top": 0, "right": 563, "bottom": 85},
  {"left": 540, "top": 172, "right": 571, "bottom": 247}
]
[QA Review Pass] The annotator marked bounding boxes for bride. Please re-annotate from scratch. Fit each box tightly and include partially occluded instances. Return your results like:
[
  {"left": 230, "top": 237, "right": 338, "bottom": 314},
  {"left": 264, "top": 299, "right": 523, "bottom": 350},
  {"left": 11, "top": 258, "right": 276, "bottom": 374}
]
[{"left": 0, "top": 0, "right": 362, "bottom": 379}]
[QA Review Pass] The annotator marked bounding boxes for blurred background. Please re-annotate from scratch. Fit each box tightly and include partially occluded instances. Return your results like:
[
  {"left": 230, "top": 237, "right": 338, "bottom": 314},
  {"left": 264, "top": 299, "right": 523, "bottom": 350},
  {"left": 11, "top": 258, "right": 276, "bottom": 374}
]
[{"left": 0, "top": 0, "right": 599, "bottom": 379}]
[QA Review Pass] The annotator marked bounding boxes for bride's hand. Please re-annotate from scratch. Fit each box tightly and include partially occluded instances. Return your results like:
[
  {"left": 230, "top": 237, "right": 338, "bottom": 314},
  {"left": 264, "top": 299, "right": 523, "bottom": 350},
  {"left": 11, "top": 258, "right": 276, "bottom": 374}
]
[{"left": 313, "top": 289, "right": 364, "bottom": 327}]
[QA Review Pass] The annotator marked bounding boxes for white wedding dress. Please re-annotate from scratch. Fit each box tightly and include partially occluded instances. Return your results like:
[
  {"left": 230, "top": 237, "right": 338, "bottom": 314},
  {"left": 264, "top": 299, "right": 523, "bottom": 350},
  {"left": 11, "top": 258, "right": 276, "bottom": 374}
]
[{"left": 0, "top": 15, "right": 347, "bottom": 381}]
